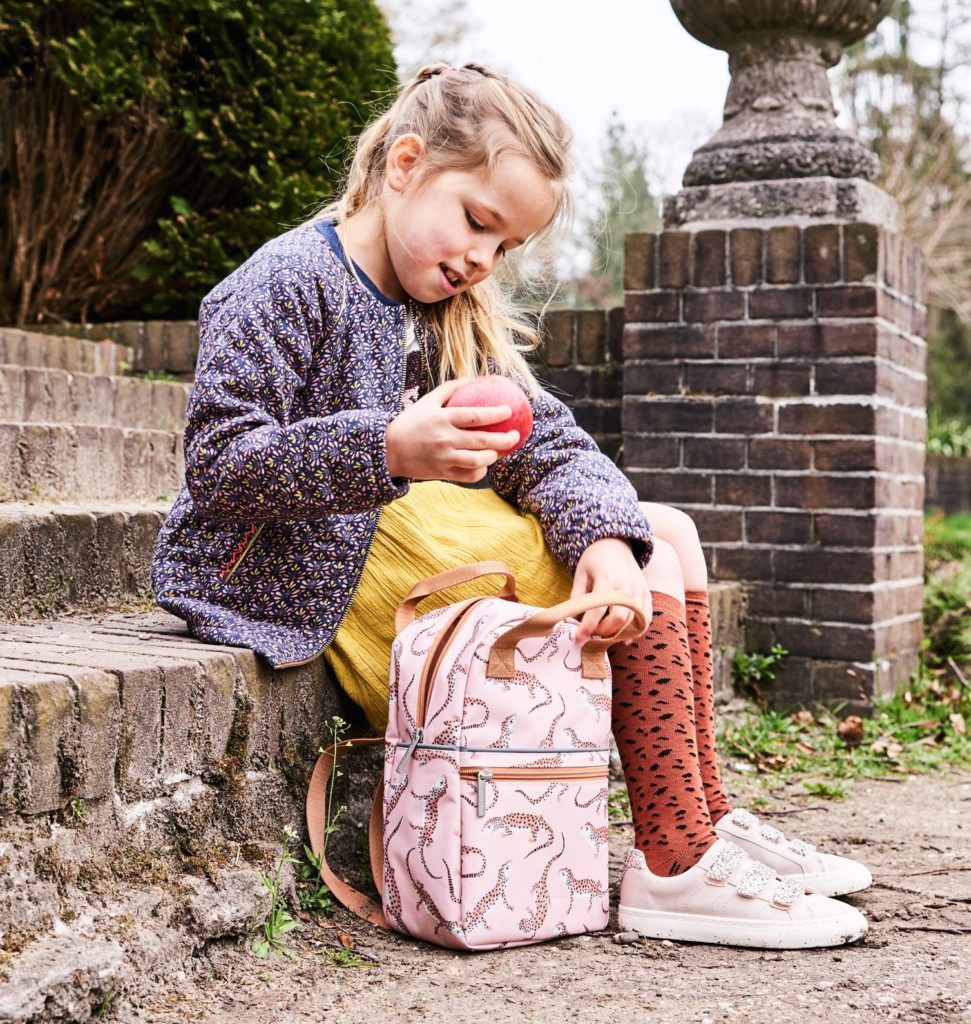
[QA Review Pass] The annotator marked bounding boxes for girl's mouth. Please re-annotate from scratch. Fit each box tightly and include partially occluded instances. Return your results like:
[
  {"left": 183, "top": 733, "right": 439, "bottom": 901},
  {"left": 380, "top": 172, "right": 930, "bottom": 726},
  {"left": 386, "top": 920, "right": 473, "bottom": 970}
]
[{"left": 440, "top": 265, "right": 462, "bottom": 295}]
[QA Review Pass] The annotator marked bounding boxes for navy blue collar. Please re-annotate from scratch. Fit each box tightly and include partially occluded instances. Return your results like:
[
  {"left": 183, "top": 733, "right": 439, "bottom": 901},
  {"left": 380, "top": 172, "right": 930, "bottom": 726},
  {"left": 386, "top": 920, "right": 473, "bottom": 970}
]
[{"left": 315, "top": 220, "right": 401, "bottom": 307}]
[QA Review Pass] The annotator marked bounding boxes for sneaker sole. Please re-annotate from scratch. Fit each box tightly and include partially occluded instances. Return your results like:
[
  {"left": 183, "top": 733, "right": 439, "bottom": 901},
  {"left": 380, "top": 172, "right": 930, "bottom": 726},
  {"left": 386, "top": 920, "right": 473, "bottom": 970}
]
[{"left": 617, "top": 905, "right": 868, "bottom": 949}]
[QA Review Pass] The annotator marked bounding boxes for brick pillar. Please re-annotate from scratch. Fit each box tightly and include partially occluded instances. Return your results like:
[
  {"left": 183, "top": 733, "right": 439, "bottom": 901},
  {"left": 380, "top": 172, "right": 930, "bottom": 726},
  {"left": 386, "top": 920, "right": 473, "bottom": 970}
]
[{"left": 623, "top": 223, "right": 927, "bottom": 708}]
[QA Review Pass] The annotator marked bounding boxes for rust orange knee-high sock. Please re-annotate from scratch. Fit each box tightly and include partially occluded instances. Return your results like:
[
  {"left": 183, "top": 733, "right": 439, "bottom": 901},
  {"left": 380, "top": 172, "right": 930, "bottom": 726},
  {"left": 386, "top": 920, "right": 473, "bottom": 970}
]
[
  {"left": 609, "top": 592, "right": 718, "bottom": 876},
  {"left": 685, "top": 590, "right": 733, "bottom": 825}
]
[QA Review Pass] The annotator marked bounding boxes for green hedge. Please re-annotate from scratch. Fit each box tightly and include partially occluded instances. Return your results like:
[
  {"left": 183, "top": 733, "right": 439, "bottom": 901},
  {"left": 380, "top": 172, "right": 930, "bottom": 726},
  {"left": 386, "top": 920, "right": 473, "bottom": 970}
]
[{"left": 1, "top": 0, "right": 395, "bottom": 319}]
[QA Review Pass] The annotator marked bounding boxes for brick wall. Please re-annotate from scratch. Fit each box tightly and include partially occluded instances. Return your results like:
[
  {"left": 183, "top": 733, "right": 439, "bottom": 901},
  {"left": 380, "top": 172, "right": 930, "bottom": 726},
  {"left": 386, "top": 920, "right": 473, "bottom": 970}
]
[
  {"left": 623, "top": 223, "right": 927, "bottom": 707},
  {"left": 926, "top": 453, "right": 971, "bottom": 514},
  {"left": 534, "top": 307, "right": 624, "bottom": 462}
]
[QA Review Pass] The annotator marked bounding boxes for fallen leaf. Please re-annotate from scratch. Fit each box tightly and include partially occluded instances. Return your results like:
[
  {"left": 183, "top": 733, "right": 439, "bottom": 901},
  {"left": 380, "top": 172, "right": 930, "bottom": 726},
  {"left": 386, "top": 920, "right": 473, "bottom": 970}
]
[
  {"left": 950, "top": 713, "right": 966, "bottom": 735},
  {"left": 837, "top": 715, "right": 864, "bottom": 747},
  {"left": 337, "top": 930, "right": 354, "bottom": 949},
  {"left": 791, "top": 710, "right": 814, "bottom": 726},
  {"left": 795, "top": 741, "right": 816, "bottom": 755}
]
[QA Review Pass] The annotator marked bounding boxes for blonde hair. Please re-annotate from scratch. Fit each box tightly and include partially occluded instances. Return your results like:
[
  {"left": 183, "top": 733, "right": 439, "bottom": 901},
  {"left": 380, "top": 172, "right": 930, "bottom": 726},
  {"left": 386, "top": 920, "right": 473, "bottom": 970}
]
[{"left": 319, "top": 62, "right": 573, "bottom": 396}]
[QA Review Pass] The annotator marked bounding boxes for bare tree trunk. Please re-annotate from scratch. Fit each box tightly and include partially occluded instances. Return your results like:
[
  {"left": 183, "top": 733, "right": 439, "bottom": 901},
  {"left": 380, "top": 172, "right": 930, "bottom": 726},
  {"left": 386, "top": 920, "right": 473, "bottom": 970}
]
[{"left": 0, "top": 75, "right": 229, "bottom": 323}]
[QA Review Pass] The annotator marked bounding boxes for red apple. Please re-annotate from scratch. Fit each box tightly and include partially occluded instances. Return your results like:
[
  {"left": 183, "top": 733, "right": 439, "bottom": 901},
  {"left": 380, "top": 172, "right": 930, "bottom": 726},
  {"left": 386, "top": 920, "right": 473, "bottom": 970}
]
[{"left": 446, "top": 375, "right": 533, "bottom": 453}]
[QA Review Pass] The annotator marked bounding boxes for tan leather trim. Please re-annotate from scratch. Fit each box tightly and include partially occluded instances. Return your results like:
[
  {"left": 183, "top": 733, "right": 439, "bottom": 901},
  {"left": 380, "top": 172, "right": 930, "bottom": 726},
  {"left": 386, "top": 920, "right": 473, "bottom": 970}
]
[
  {"left": 306, "top": 737, "right": 388, "bottom": 929},
  {"left": 487, "top": 589, "right": 648, "bottom": 680},
  {"left": 394, "top": 560, "right": 518, "bottom": 633}
]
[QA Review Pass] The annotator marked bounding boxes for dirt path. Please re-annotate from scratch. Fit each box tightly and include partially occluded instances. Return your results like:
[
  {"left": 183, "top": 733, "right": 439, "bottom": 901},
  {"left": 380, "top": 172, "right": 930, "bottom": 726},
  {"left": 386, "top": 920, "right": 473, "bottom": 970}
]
[{"left": 123, "top": 770, "right": 971, "bottom": 1024}]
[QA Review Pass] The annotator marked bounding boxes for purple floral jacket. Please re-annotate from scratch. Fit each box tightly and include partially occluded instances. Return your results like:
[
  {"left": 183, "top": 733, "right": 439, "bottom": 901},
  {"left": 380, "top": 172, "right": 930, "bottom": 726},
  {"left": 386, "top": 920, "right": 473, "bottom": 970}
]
[{"left": 151, "top": 221, "right": 653, "bottom": 667}]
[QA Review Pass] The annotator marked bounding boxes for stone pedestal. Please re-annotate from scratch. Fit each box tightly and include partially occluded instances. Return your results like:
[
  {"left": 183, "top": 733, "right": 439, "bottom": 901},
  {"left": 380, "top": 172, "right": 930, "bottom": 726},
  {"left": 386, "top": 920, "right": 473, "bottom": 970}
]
[{"left": 623, "top": 220, "right": 927, "bottom": 707}]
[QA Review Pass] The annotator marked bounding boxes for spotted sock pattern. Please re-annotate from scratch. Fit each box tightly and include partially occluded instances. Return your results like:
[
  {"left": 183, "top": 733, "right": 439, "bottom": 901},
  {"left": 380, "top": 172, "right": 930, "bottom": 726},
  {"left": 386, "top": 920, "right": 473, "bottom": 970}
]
[
  {"left": 609, "top": 592, "right": 718, "bottom": 876},
  {"left": 685, "top": 590, "right": 733, "bottom": 825}
]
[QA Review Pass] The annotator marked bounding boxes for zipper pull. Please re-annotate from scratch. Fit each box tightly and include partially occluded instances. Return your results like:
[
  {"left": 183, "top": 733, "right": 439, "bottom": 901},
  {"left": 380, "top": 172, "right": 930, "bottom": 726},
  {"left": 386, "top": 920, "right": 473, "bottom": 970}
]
[
  {"left": 395, "top": 727, "right": 423, "bottom": 775},
  {"left": 476, "top": 769, "right": 494, "bottom": 817}
]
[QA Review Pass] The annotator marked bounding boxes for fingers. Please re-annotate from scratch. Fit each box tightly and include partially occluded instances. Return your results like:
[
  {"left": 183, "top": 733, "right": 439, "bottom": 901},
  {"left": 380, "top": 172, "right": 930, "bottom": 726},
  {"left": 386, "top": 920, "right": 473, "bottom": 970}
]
[
  {"left": 446, "top": 404, "right": 515, "bottom": 429},
  {"left": 447, "top": 427, "right": 520, "bottom": 452},
  {"left": 575, "top": 605, "right": 634, "bottom": 645}
]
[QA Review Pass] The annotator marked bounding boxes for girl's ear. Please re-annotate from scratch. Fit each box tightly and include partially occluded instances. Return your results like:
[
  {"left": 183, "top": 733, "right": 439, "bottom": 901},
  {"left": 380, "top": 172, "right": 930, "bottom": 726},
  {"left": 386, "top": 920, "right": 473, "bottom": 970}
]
[{"left": 386, "top": 133, "right": 425, "bottom": 192}]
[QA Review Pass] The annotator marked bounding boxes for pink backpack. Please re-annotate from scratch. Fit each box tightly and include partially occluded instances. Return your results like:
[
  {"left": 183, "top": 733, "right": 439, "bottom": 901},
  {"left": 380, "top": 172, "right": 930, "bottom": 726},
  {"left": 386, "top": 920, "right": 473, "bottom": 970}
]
[{"left": 307, "top": 562, "right": 646, "bottom": 950}]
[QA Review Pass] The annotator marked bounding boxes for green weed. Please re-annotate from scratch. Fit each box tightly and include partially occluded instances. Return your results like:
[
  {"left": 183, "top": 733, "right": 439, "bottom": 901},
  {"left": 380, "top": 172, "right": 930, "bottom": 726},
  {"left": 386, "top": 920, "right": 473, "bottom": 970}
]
[
  {"left": 323, "top": 947, "right": 373, "bottom": 969},
  {"left": 718, "top": 671, "right": 971, "bottom": 788},
  {"left": 294, "top": 715, "right": 350, "bottom": 916},
  {"left": 927, "top": 415, "right": 971, "bottom": 457},
  {"left": 731, "top": 644, "right": 788, "bottom": 708},
  {"left": 924, "top": 510, "right": 971, "bottom": 565},
  {"left": 802, "top": 780, "right": 849, "bottom": 800},
  {"left": 296, "top": 845, "right": 334, "bottom": 915},
  {"left": 250, "top": 825, "right": 300, "bottom": 962},
  {"left": 607, "top": 787, "right": 631, "bottom": 824},
  {"left": 143, "top": 370, "right": 180, "bottom": 382}
]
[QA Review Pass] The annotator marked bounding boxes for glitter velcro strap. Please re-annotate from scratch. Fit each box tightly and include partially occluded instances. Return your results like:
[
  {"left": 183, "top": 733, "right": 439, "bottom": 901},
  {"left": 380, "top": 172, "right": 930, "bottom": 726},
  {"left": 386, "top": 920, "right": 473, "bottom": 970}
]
[
  {"left": 736, "top": 862, "right": 775, "bottom": 898},
  {"left": 706, "top": 842, "right": 745, "bottom": 883},
  {"left": 772, "top": 877, "right": 805, "bottom": 907},
  {"left": 788, "top": 838, "right": 813, "bottom": 856},
  {"left": 760, "top": 824, "right": 784, "bottom": 844},
  {"left": 729, "top": 808, "right": 758, "bottom": 831}
]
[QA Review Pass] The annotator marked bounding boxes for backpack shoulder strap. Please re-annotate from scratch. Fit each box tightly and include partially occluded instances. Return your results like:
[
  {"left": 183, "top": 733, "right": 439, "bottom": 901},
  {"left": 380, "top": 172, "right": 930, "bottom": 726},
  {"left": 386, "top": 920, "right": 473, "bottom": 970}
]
[{"left": 306, "top": 736, "right": 388, "bottom": 929}]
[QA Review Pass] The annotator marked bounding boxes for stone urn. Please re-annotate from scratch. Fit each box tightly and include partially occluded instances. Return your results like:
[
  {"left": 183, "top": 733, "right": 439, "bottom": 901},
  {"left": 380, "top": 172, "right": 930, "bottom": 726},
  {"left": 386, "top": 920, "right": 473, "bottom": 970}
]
[{"left": 670, "top": 0, "right": 894, "bottom": 187}]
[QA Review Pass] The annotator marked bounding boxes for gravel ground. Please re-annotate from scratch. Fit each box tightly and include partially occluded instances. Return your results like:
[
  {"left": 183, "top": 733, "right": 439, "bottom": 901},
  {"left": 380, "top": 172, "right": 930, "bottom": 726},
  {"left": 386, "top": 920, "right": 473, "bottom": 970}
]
[{"left": 122, "top": 770, "right": 971, "bottom": 1024}]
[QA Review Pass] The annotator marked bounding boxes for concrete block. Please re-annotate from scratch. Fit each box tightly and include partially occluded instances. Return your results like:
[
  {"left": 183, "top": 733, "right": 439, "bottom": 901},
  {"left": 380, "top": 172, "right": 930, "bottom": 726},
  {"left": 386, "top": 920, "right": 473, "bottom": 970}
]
[
  {"left": 45, "top": 335, "right": 69, "bottom": 370},
  {"left": 74, "top": 425, "right": 120, "bottom": 499},
  {"left": 19, "top": 423, "right": 78, "bottom": 500},
  {"left": 15, "top": 672, "right": 75, "bottom": 813},
  {"left": 0, "top": 328, "right": 27, "bottom": 364},
  {"left": 123, "top": 509, "right": 164, "bottom": 597},
  {"left": 114, "top": 322, "right": 144, "bottom": 367},
  {"left": 143, "top": 321, "right": 167, "bottom": 372},
  {"left": 0, "top": 424, "right": 22, "bottom": 500},
  {"left": 0, "top": 680, "right": 23, "bottom": 813},
  {"left": 167, "top": 322, "right": 199, "bottom": 374},
  {"left": 0, "top": 515, "right": 27, "bottom": 612},
  {"left": 91, "top": 374, "right": 114, "bottom": 425},
  {"left": 61, "top": 336, "right": 83, "bottom": 373},
  {"left": 113, "top": 376, "right": 139, "bottom": 426},
  {"left": 159, "top": 659, "right": 199, "bottom": 777},
  {"left": 23, "top": 332, "right": 47, "bottom": 368},
  {"left": 0, "top": 366, "right": 25, "bottom": 421},
  {"left": 130, "top": 378, "right": 155, "bottom": 427},
  {"left": 122, "top": 429, "right": 153, "bottom": 497}
]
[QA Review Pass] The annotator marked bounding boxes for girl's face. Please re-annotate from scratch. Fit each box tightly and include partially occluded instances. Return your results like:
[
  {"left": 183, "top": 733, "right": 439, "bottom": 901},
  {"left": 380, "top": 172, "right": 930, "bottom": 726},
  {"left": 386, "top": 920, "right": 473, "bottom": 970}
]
[{"left": 382, "top": 137, "right": 558, "bottom": 304}]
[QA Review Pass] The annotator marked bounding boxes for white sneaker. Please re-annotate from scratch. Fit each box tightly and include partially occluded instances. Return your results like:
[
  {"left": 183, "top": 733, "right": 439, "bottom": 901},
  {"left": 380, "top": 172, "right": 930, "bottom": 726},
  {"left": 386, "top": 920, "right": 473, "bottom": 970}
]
[
  {"left": 618, "top": 839, "right": 868, "bottom": 949},
  {"left": 714, "top": 808, "right": 872, "bottom": 897}
]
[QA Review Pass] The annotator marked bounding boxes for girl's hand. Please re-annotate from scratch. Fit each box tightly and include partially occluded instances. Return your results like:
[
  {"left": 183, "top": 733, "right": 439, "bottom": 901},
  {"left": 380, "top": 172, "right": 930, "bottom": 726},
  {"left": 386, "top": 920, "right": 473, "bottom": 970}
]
[
  {"left": 571, "top": 538, "right": 652, "bottom": 646},
  {"left": 385, "top": 380, "right": 521, "bottom": 484}
]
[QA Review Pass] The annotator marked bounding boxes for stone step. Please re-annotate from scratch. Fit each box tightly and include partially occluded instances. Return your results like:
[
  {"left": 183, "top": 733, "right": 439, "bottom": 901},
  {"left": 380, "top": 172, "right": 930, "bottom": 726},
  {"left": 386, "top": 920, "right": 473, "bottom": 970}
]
[
  {"left": 0, "top": 612, "right": 337, "bottom": 817},
  {"left": 17, "top": 320, "right": 198, "bottom": 376},
  {"left": 0, "top": 363, "right": 190, "bottom": 431},
  {"left": 0, "top": 502, "right": 169, "bottom": 619},
  {"left": 0, "top": 422, "right": 183, "bottom": 502},
  {"left": 0, "top": 327, "right": 132, "bottom": 376}
]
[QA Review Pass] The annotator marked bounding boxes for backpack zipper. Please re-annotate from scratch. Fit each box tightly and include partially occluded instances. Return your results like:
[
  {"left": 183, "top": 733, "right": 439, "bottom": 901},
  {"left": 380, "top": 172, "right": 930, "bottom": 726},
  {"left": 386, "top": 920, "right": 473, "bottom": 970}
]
[
  {"left": 395, "top": 596, "right": 496, "bottom": 775},
  {"left": 459, "top": 765, "right": 609, "bottom": 818}
]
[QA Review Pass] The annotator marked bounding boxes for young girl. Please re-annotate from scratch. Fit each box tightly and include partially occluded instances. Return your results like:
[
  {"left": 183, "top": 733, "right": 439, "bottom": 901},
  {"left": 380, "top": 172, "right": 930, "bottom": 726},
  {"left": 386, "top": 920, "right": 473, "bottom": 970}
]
[{"left": 152, "top": 61, "right": 871, "bottom": 949}]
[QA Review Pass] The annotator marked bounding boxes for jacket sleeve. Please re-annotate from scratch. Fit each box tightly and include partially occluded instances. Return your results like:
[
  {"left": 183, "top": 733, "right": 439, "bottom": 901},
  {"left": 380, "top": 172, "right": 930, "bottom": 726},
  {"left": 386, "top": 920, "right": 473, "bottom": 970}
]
[
  {"left": 488, "top": 383, "right": 653, "bottom": 574},
  {"left": 183, "top": 258, "right": 408, "bottom": 523}
]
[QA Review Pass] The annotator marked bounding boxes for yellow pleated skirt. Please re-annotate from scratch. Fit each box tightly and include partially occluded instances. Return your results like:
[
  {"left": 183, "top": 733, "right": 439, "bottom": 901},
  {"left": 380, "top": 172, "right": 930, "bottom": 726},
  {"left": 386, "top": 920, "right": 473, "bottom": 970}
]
[{"left": 325, "top": 481, "right": 574, "bottom": 731}]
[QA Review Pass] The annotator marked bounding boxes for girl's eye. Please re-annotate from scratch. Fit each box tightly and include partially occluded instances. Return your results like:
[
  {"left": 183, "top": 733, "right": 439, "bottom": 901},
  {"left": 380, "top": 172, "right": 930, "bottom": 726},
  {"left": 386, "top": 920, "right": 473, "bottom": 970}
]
[{"left": 466, "top": 210, "right": 505, "bottom": 257}]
